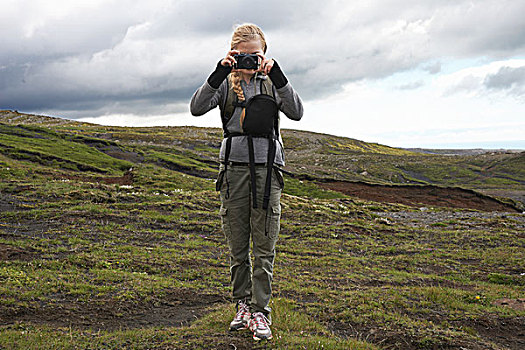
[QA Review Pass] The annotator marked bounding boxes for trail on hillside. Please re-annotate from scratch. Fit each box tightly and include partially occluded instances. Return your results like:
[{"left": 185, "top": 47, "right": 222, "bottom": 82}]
[{"left": 319, "top": 181, "right": 521, "bottom": 212}]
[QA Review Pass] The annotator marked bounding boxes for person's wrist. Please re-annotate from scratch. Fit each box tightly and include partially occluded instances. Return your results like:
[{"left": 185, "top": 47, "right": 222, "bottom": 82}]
[
  {"left": 268, "top": 60, "right": 288, "bottom": 89},
  {"left": 207, "top": 60, "right": 232, "bottom": 89},
  {"left": 217, "top": 59, "right": 232, "bottom": 72}
]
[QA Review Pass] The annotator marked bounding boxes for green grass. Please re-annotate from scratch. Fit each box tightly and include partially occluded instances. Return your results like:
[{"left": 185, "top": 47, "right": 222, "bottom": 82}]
[
  {"left": 283, "top": 177, "right": 346, "bottom": 199},
  {"left": 0, "top": 123, "right": 133, "bottom": 173},
  {"left": 0, "top": 111, "right": 523, "bottom": 349}
]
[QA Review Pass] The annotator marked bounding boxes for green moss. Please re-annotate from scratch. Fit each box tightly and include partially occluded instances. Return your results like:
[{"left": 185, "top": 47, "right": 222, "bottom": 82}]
[
  {"left": 283, "top": 177, "right": 346, "bottom": 199},
  {"left": 488, "top": 273, "right": 524, "bottom": 286},
  {"left": 0, "top": 112, "right": 523, "bottom": 349},
  {"left": 0, "top": 123, "right": 133, "bottom": 173}
]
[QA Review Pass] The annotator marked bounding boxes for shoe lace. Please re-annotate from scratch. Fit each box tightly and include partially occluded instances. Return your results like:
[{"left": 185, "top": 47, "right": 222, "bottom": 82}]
[
  {"left": 251, "top": 312, "right": 271, "bottom": 330},
  {"left": 234, "top": 301, "right": 250, "bottom": 320}
]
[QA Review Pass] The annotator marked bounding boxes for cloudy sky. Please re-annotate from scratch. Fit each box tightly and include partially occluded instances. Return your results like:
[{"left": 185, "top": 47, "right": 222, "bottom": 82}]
[{"left": 1, "top": 0, "right": 524, "bottom": 149}]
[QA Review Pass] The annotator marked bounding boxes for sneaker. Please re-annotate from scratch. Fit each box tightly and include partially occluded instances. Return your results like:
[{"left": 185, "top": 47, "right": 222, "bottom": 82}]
[
  {"left": 229, "top": 300, "right": 251, "bottom": 331},
  {"left": 248, "top": 312, "right": 273, "bottom": 340}
]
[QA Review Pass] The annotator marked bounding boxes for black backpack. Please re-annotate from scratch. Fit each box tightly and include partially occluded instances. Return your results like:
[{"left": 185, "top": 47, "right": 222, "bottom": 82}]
[{"left": 221, "top": 77, "right": 276, "bottom": 132}]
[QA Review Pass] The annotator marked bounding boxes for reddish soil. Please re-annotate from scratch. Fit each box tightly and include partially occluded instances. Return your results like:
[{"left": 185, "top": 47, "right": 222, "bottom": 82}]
[
  {"left": 320, "top": 181, "right": 521, "bottom": 212},
  {"left": 0, "top": 289, "right": 224, "bottom": 332},
  {"left": 493, "top": 298, "right": 525, "bottom": 312}
]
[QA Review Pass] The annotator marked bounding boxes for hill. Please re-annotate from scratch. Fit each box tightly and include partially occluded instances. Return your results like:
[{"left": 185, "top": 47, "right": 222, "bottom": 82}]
[
  {"left": 0, "top": 110, "right": 524, "bottom": 349},
  {"left": 1, "top": 110, "right": 523, "bottom": 211}
]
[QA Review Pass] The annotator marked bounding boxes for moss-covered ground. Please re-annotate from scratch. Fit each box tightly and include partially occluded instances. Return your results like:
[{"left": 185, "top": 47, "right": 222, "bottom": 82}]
[{"left": 0, "top": 111, "right": 523, "bottom": 349}]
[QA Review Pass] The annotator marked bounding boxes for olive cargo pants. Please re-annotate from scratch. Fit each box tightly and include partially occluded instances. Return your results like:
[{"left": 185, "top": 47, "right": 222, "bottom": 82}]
[{"left": 217, "top": 163, "right": 283, "bottom": 315}]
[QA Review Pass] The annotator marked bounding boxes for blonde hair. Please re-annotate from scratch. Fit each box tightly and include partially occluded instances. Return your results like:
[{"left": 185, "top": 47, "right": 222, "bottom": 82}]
[{"left": 228, "top": 23, "right": 267, "bottom": 103}]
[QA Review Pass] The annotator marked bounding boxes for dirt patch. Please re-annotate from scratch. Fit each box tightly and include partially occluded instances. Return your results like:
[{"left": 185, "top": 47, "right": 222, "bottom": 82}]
[
  {"left": 328, "top": 320, "right": 436, "bottom": 350},
  {"left": 465, "top": 316, "right": 525, "bottom": 350},
  {"left": 481, "top": 189, "right": 525, "bottom": 210},
  {"left": 166, "top": 331, "right": 262, "bottom": 350},
  {"left": 320, "top": 181, "right": 521, "bottom": 212},
  {"left": 329, "top": 316, "right": 524, "bottom": 350},
  {"left": 85, "top": 142, "right": 144, "bottom": 164},
  {"left": 493, "top": 298, "right": 525, "bottom": 311},
  {"left": 0, "top": 289, "right": 224, "bottom": 331},
  {"left": 0, "top": 243, "right": 39, "bottom": 261}
]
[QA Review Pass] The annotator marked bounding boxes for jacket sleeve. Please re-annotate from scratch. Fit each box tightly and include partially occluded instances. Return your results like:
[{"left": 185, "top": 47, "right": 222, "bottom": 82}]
[
  {"left": 190, "top": 81, "right": 222, "bottom": 116},
  {"left": 190, "top": 62, "right": 231, "bottom": 116},
  {"left": 270, "top": 61, "right": 303, "bottom": 121},
  {"left": 274, "top": 83, "right": 304, "bottom": 121}
]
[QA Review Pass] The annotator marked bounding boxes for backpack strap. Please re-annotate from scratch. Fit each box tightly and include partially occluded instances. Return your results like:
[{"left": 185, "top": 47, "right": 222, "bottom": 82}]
[
  {"left": 260, "top": 78, "right": 280, "bottom": 138},
  {"left": 247, "top": 135, "right": 258, "bottom": 208},
  {"left": 259, "top": 78, "right": 278, "bottom": 211},
  {"left": 262, "top": 135, "right": 277, "bottom": 210},
  {"left": 260, "top": 77, "right": 274, "bottom": 97},
  {"left": 220, "top": 77, "right": 235, "bottom": 136}
]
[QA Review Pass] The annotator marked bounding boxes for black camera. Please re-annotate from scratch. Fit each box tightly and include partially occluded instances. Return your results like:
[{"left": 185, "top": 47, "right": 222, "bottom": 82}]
[{"left": 234, "top": 53, "right": 259, "bottom": 70}]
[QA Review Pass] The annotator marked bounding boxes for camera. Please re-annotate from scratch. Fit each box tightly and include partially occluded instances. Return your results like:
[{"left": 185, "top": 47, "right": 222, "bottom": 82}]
[{"left": 234, "top": 53, "right": 259, "bottom": 70}]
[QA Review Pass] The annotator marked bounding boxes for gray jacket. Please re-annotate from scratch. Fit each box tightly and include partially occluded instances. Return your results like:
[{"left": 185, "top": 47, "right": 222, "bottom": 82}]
[{"left": 190, "top": 73, "right": 303, "bottom": 166}]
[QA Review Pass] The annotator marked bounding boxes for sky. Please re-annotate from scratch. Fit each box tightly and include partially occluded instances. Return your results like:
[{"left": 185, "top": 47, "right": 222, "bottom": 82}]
[{"left": 1, "top": 0, "right": 524, "bottom": 149}]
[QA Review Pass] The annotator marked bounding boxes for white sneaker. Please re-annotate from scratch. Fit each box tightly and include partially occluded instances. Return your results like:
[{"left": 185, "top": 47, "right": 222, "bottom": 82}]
[
  {"left": 229, "top": 300, "right": 251, "bottom": 331},
  {"left": 248, "top": 312, "right": 273, "bottom": 340}
]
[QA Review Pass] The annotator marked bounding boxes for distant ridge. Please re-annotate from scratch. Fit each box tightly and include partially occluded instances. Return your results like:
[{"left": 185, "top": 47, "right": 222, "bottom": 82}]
[
  {"left": 1, "top": 109, "right": 523, "bottom": 209},
  {"left": 404, "top": 148, "right": 524, "bottom": 156}
]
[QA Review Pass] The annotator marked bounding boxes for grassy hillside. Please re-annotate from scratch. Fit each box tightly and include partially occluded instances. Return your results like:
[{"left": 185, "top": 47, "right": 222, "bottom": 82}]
[
  {"left": 281, "top": 129, "right": 524, "bottom": 191},
  {"left": 2, "top": 110, "right": 523, "bottom": 193},
  {"left": 0, "top": 110, "right": 524, "bottom": 349}
]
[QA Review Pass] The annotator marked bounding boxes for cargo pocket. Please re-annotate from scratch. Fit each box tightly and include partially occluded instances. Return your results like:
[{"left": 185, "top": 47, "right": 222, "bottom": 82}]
[
  {"left": 273, "top": 167, "right": 284, "bottom": 190},
  {"left": 219, "top": 206, "right": 231, "bottom": 240},
  {"left": 216, "top": 169, "right": 225, "bottom": 191},
  {"left": 266, "top": 204, "right": 281, "bottom": 240}
]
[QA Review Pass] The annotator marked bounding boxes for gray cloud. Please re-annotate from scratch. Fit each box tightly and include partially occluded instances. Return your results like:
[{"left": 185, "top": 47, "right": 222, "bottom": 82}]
[
  {"left": 427, "top": 0, "right": 525, "bottom": 57},
  {"left": 1, "top": 0, "right": 525, "bottom": 118},
  {"left": 397, "top": 81, "right": 425, "bottom": 90},
  {"left": 423, "top": 62, "right": 441, "bottom": 74},
  {"left": 484, "top": 66, "right": 525, "bottom": 89},
  {"left": 483, "top": 66, "right": 525, "bottom": 98}
]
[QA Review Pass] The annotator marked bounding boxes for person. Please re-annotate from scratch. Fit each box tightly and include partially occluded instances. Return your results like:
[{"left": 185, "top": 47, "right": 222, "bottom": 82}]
[{"left": 190, "top": 23, "right": 303, "bottom": 341}]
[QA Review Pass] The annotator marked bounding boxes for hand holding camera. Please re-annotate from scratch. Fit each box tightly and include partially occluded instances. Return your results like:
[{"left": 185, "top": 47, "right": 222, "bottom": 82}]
[
  {"left": 221, "top": 49, "right": 240, "bottom": 68},
  {"left": 221, "top": 50, "right": 274, "bottom": 75},
  {"left": 257, "top": 54, "right": 274, "bottom": 75}
]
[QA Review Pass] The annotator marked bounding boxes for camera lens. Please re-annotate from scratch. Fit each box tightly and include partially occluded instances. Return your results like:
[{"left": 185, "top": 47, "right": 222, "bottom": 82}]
[{"left": 247, "top": 57, "right": 257, "bottom": 67}]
